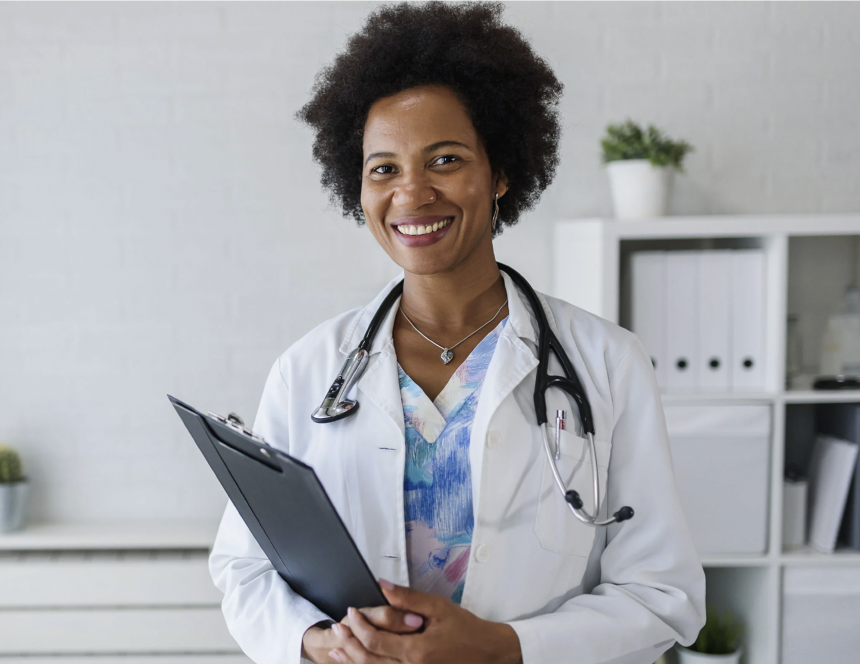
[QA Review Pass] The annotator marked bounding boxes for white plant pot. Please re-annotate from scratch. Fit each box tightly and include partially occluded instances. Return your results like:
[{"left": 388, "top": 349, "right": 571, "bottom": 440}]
[
  {"left": 675, "top": 645, "right": 742, "bottom": 664},
  {"left": 0, "top": 481, "right": 28, "bottom": 533},
  {"left": 606, "top": 159, "right": 674, "bottom": 220}
]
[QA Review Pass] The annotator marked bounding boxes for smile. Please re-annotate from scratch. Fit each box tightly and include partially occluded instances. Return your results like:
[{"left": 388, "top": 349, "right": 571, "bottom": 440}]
[{"left": 394, "top": 217, "right": 453, "bottom": 236}]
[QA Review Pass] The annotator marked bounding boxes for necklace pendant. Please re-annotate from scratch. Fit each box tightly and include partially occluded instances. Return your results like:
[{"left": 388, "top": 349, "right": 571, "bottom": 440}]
[{"left": 441, "top": 349, "right": 453, "bottom": 364}]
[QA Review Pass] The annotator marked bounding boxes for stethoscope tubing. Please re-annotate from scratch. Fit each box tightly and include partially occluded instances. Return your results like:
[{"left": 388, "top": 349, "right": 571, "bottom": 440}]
[{"left": 541, "top": 424, "right": 617, "bottom": 526}]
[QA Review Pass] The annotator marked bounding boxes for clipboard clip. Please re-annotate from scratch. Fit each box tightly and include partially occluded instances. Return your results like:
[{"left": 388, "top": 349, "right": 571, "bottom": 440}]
[{"left": 207, "top": 411, "right": 270, "bottom": 448}]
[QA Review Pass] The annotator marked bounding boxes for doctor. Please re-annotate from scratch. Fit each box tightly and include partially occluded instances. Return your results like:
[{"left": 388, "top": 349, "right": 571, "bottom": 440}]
[{"left": 209, "top": 3, "right": 705, "bottom": 664}]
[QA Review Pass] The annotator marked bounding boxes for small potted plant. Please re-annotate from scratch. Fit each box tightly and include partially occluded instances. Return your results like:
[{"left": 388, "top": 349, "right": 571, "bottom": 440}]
[
  {"left": 675, "top": 606, "right": 743, "bottom": 664},
  {"left": 601, "top": 119, "right": 693, "bottom": 220},
  {"left": 0, "top": 444, "right": 28, "bottom": 533}
]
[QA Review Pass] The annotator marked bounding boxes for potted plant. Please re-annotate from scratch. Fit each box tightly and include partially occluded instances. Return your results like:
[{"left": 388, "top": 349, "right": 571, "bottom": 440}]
[
  {"left": 601, "top": 119, "right": 693, "bottom": 220},
  {"left": 675, "top": 606, "right": 743, "bottom": 664},
  {"left": 0, "top": 444, "right": 28, "bottom": 533}
]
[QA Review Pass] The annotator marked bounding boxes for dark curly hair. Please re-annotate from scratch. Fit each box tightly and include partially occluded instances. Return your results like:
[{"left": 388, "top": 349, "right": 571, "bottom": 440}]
[{"left": 296, "top": 1, "right": 563, "bottom": 235}]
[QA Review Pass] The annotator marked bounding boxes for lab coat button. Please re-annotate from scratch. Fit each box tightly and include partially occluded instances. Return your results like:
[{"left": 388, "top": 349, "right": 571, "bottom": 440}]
[
  {"left": 486, "top": 430, "right": 501, "bottom": 449},
  {"left": 475, "top": 543, "right": 492, "bottom": 563}
]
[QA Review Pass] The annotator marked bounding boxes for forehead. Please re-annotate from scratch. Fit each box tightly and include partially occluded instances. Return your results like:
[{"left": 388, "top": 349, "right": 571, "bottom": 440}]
[{"left": 363, "top": 85, "right": 479, "bottom": 151}]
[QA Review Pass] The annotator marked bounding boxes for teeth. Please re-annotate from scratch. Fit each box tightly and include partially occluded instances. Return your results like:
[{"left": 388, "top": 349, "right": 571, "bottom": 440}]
[{"left": 396, "top": 217, "right": 452, "bottom": 235}]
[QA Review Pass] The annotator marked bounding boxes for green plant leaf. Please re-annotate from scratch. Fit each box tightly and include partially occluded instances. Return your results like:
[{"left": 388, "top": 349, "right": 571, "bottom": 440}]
[
  {"left": 0, "top": 445, "right": 23, "bottom": 484},
  {"left": 601, "top": 119, "right": 693, "bottom": 172},
  {"left": 689, "top": 606, "right": 743, "bottom": 655}
]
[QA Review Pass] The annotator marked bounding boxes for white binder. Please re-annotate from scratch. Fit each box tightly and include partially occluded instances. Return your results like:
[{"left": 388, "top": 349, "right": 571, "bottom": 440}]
[
  {"left": 666, "top": 252, "right": 699, "bottom": 391},
  {"left": 807, "top": 435, "right": 859, "bottom": 552},
  {"left": 631, "top": 252, "right": 667, "bottom": 387},
  {"left": 697, "top": 251, "right": 732, "bottom": 391},
  {"left": 731, "top": 249, "right": 766, "bottom": 390}
]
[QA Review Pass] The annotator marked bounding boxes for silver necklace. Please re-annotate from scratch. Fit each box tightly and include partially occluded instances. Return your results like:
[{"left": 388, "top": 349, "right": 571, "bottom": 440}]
[{"left": 399, "top": 299, "right": 508, "bottom": 364}]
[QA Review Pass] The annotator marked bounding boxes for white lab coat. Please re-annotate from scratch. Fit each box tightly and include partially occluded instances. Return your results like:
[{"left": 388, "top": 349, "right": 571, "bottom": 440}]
[{"left": 209, "top": 271, "right": 705, "bottom": 664}]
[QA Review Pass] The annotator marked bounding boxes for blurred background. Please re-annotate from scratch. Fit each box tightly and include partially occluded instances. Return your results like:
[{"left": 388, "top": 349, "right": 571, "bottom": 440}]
[{"left": 1, "top": 2, "right": 859, "bottom": 662}]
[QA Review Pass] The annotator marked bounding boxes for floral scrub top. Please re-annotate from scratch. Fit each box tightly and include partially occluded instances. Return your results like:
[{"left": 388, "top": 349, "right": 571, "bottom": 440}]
[{"left": 397, "top": 318, "right": 507, "bottom": 604}]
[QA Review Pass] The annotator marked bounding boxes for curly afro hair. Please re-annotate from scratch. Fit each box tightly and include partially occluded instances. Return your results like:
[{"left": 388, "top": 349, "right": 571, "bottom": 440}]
[{"left": 296, "top": 1, "right": 563, "bottom": 235}]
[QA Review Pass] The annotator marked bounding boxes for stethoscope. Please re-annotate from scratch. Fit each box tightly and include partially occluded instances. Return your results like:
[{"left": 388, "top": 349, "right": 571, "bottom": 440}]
[{"left": 311, "top": 263, "right": 634, "bottom": 527}]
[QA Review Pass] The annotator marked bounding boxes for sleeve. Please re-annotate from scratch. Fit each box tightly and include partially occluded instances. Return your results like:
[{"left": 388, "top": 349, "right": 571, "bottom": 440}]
[
  {"left": 209, "top": 358, "right": 331, "bottom": 664},
  {"left": 508, "top": 338, "right": 706, "bottom": 664}
]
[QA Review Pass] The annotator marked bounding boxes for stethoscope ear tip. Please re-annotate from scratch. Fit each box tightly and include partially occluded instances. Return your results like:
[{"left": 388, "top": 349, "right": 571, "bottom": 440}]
[
  {"left": 614, "top": 506, "right": 635, "bottom": 522},
  {"left": 564, "top": 490, "right": 584, "bottom": 510},
  {"left": 566, "top": 490, "right": 635, "bottom": 524}
]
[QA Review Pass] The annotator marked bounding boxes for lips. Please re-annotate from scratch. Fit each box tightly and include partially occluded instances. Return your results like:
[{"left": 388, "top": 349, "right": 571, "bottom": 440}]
[
  {"left": 394, "top": 217, "right": 453, "bottom": 236},
  {"left": 390, "top": 215, "right": 454, "bottom": 248}
]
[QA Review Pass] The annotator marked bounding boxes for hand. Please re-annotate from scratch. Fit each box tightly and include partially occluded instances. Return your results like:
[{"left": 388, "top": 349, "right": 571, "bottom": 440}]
[
  {"left": 303, "top": 606, "right": 424, "bottom": 664},
  {"left": 328, "top": 579, "right": 523, "bottom": 664}
]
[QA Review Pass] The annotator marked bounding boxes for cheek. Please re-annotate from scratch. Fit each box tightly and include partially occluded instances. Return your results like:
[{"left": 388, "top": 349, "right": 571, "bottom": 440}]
[
  {"left": 360, "top": 183, "right": 384, "bottom": 222},
  {"left": 461, "top": 181, "right": 491, "bottom": 219}
]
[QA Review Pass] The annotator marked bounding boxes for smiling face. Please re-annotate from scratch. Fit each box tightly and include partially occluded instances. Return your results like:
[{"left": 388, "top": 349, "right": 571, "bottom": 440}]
[{"left": 361, "top": 85, "right": 507, "bottom": 277}]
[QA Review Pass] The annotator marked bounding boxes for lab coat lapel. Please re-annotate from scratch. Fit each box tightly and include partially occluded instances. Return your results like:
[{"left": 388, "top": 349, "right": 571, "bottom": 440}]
[
  {"left": 341, "top": 274, "right": 407, "bottom": 439},
  {"left": 468, "top": 272, "right": 540, "bottom": 513},
  {"left": 337, "top": 278, "right": 408, "bottom": 584},
  {"left": 356, "top": 338, "right": 405, "bottom": 439}
]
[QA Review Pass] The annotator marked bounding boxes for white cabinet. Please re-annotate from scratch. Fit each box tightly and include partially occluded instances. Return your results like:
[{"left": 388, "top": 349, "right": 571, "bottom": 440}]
[
  {"left": 782, "top": 566, "right": 860, "bottom": 664},
  {"left": 552, "top": 215, "right": 860, "bottom": 664},
  {"left": 0, "top": 520, "right": 253, "bottom": 662}
]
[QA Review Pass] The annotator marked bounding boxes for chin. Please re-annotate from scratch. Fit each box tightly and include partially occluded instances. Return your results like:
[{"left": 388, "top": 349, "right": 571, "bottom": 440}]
[{"left": 393, "top": 249, "right": 461, "bottom": 277}]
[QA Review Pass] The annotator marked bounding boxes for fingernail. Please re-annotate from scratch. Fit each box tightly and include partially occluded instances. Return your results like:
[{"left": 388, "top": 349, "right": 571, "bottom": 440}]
[
  {"left": 378, "top": 578, "right": 395, "bottom": 590},
  {"left": 329, "top": 649, "right": 342, "bottom": 662},
  {"left": 331, "top": 623, "right": 341, "bottom": 636},
  {"left": 404, "top": 612, "right": 424, "bottom": 628},
  {"left": 347, "top": 607, "right": 357, "bottom": 618}
]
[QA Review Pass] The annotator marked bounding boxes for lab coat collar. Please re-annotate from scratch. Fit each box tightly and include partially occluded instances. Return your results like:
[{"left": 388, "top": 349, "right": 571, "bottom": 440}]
[
  {"left": 338, "top": 273, "right": 405, "bottom": 357},
  {"left": 338, "top": 267, "right": 555, "bottom": 356}
]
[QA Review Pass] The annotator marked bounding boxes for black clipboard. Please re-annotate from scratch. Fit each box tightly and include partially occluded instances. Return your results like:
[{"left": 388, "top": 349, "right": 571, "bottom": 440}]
[{"left": 168, "top": 394, "right": 388, "bottom": 621}]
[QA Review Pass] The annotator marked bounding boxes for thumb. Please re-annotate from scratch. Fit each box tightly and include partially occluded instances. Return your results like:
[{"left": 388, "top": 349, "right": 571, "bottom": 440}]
[{"left": 378, "top": 578, "right": 440, "bottom": 616}]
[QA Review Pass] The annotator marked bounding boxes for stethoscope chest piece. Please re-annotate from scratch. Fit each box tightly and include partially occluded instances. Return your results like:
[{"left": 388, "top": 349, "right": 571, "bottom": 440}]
[{"left": 311, "top": 348, "right": 369, "bottom": 423}]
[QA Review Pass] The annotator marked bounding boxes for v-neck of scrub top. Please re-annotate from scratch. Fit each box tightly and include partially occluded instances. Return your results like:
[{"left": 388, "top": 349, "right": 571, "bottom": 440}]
[{"left": 397, "top": 317, "right": 507, "bottom": 604}]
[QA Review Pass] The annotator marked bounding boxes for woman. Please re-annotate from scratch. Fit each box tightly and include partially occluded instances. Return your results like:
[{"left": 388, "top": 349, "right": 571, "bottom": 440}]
[{"left": 210, "top": 3, "right": 705, "bottom": 664}]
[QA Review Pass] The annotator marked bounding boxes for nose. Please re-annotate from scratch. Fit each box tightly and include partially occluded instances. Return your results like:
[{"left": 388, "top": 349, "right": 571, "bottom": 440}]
[{"left": 392, "top": 169, "right": 437, "bottom": 209}]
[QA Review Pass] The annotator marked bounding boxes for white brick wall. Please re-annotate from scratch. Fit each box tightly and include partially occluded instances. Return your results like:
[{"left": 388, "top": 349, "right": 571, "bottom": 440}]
[{"left": 1, "top": 2, "right": 858, "bottom": 523}]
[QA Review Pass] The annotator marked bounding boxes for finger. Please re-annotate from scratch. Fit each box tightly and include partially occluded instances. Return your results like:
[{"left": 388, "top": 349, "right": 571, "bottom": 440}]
[
  {"left": 358, "top": 605, "right": 424, "bottom": 633},
  {"left": 331, "top": 621, "right": 392, "bottom": 663},
  {"left": 378, "top": 578, "right": 441, "bottom": 616},
  {"left": 347, "top": 607, "right": 404, "bottom": 659}
]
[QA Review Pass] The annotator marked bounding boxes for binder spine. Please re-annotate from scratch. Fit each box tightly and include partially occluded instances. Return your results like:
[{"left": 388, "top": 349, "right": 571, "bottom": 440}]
[
  {"left": 631, "top": 251, "right": 667, "bottom": 388},
  {"left": 666, "top": 252, "right": 699, "bottom": 391},
  {"left": 697, "top": 251, "right": 732, "bottom": 391}
]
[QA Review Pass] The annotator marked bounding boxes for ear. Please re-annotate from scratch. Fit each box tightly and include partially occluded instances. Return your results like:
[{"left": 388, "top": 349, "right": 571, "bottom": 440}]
[{"left": 493, "top": 171, "right": 509, "bottom": 199}]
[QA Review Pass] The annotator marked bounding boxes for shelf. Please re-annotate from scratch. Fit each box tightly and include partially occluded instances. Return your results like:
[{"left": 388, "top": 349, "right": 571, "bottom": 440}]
[
  {"left": 661, "top": 391, "right": 777, "bottom": 404},
  {"left": 658, "top": 389, "right": 860, "bottom": 404},
  {"left": 700, "top": 553, "right": 772, "bottom": 567},
  {"left": 564, "top": 214, "right": 860, "bottom": 240},
  {"left": 780, "top": 547, "right": 860, "bottom": 566},
  {"left": 0, "top": 520, "right": 221, "bottom": 551},
  {"left": 782, "top": 389, "right": 860, "bottom": 404}
]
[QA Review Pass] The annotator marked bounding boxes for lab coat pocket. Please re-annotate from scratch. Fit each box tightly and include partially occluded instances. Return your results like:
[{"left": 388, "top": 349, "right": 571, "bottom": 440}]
[{"left": 534, "top": 429, "right": 612, "bottom": 557}]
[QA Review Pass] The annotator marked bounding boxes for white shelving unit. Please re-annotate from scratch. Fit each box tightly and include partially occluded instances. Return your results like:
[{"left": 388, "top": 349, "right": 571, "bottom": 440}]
[
  {"left": 0, "top": 520, "right": 252, "bottom": 663},
  {"left": 552, "top": 215, "right": 860, "bottom": 664}
]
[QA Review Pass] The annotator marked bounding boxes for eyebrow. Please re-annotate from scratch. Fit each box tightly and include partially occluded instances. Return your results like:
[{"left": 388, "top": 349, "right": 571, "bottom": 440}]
[{"left": 364, "top": 140, "right": 472, "bottom": 166}]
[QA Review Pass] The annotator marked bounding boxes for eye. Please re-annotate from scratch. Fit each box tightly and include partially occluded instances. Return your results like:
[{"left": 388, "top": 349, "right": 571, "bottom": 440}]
[
  {"left": 370, "top": 164, "right": 395, "bottom": 175},
  {"left": 433, "top": 155, "right": 460, "bottom": 166}
]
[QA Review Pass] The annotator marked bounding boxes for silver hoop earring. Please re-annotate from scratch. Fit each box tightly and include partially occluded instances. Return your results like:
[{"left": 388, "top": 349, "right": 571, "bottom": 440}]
[{"left": 491, "top": 193, "right": 499, "bottom": 232}]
